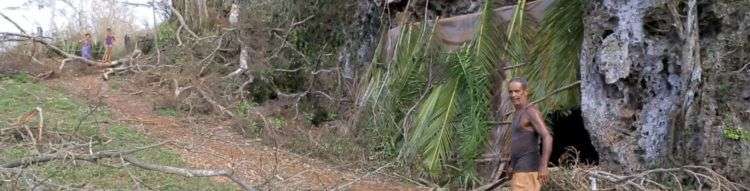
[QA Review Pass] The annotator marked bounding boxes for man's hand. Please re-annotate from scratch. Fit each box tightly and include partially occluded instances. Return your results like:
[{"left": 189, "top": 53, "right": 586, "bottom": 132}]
[{"left": 538, "top": 167, "right": 549, "bottom": 185}]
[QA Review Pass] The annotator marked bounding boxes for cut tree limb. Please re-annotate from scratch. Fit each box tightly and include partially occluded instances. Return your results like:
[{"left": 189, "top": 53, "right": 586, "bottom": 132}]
[
  {"left": 121, "top": 156, "right": 256, "bottom": 191},
  {"left": 1, "top": 142, "right": 168, "bottom": 168},
  {"left": 1, "top": 142, "right": 257, "bottom": 191},
  {"left": 102, "top": 49, "right": 143, "bottom": 80}
]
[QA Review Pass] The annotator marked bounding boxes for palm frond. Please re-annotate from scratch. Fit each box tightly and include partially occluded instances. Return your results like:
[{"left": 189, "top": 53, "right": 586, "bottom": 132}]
[
  {"left": 357, "top": 19, "right": 441, "bottom": 161},
  {"left": 405, "top": 78, "right": 461, "bottom": 178},
  {"left": 454, "top": 0, "right": 508, "bottom": 185},
  {"left": 523, "top": 0, "right": 585, "bottom": 115}
]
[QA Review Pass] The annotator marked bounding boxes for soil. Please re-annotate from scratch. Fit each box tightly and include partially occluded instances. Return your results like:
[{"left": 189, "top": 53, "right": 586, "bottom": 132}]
[{"left": 43, "top": 68, "right": 424, "bottom": 190}]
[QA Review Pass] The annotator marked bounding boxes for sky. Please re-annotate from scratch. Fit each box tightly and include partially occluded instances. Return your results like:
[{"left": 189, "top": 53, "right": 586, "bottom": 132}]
[{"left": 0, "top": 0, "right": 163, "bottom": 35}]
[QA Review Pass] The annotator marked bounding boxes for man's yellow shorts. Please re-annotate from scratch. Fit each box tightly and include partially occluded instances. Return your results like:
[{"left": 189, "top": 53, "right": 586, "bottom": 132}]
[{"left": 511, "top": 172, "right": 540, "bottom": 191}]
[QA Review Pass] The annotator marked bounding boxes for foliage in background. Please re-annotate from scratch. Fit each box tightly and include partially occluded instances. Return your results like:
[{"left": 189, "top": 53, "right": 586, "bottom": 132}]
[{"left": 723, "top": 114, "right": 750, "bottom": 142}]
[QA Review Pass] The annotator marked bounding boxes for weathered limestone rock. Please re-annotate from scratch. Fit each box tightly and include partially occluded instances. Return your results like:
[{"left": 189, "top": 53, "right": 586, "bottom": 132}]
[{"left": 581, "top": 0, "right": 749, "bottom": 183}]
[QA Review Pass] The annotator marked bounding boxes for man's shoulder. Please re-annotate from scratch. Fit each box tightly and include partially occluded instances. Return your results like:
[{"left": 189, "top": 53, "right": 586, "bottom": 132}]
[{"left": 525, "top": 104, "right": 541, "bottom": 113}]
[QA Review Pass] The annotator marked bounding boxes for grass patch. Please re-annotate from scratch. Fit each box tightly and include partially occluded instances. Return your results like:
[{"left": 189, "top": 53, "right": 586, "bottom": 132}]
[
  {"left": 0, "top": 74, "right": 236, "bottom": 190},
  {"left": 156, "top": 107, "right": 179, "bottom": 117}
]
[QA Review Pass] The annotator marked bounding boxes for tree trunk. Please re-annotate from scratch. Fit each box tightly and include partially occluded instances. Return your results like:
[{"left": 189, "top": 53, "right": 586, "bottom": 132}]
[{"left": 581, "top": 0, "right": 750, "bottom": 183}]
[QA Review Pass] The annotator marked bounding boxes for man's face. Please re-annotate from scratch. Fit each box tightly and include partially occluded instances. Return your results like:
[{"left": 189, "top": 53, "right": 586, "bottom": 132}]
[{"left": 509, "top": 81, "right": 528, "bottom": 106}]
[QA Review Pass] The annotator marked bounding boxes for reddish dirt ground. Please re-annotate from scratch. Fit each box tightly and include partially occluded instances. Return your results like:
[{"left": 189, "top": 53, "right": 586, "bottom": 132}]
[{"left": 44, "top": 71, "right": 424, "bottom": 190}]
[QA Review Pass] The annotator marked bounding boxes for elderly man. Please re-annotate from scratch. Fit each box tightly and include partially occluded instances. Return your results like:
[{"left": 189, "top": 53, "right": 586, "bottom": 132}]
[{"left": 507, "top": 77, "right": 553, "bottom": 191}]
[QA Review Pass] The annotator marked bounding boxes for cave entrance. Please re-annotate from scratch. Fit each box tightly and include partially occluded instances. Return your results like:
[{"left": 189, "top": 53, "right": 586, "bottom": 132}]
[{"left": 547, "top": 108, "right": 599, "bottom": 166}]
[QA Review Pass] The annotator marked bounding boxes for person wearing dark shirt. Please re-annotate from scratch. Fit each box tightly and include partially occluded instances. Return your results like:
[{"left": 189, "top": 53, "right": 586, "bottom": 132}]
[{"left": 507, "top": 77, "right": 553, "bottom": 191}]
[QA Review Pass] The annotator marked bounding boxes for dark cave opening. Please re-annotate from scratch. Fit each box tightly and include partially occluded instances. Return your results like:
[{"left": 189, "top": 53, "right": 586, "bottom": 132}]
[{"left": 547, "top": 108, "right": 600, "bottom": 166}]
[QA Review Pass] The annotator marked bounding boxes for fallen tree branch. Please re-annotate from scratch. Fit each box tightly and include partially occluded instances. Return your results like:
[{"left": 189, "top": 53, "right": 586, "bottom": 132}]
[
  {"left": 585, "top": 165, "right": 748, "bottom": 191},
  {"left": 12, "top": 108, "right": 43, "bottom": 149},
  {"left": 0, "top": 13, "right": 47, "bottom": 68},
  {"left": 0, "top": 12, "right": 28, "bottom": 34},
  {"left": 0, "top": 167, "right": 82, "bottom": 191},
  {"left": 168, "top": 2, "right": 199, "bottom": 39},
  {"left": 1, "top": 142, "right": 169, "bottom": 168},
  {"left": 173, "top": 79, "right": 193, "bottom": 98},
  {"left": 0, "top": 32, "right": 140, "bottom": 71},
  {"left": 121, "top": 156, "right": 256, "bottom": 191},
  {"left": 273, "top": 67, "right": 338, "bottom": 75},
  {"left": 224, "top": 43, "right": 249, "bottom": 78},
  {"left": 102, "top": 49, "right": 143, "bottom": 80},
  {"left": 732, "top": 62, "right": 749, "bottom": 75},
  {"left": 0, "top": 32, "right": 98, "bottom": 66},
  {"left": 176, "top": 25, "right": 184, "bottom": 46},
  {"left": 200, "top": 34, "right": 226, "bottom": 65}
]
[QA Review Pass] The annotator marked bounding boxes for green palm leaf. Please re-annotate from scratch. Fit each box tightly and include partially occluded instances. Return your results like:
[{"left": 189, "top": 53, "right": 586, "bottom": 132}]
[
  {"left": 523, "top": 0, "right": 585, "bottom": 115},
  {"left": 405, "top": 78, "right": 461, "bottom": 178},
  {"left": 454, "top": 0, "right": 507, "bottom": 185}
]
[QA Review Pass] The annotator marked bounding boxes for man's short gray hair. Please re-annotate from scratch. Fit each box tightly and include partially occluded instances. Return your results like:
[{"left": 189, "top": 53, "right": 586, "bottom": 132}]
[{"left": 509, "top": 77, "right": 528, "bottom": 89}]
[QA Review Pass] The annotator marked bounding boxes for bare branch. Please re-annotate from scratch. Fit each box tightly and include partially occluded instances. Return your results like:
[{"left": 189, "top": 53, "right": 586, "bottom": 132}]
[
  {"left": 290, "top": 15, "right": 315, "bottom": 28},
  {"left": 224, "top": 42, "right": 248, "bottom": 78},
  {"left": 172, "top": 79, "right": 193, "bottom": 98},
  {"left": 121, "top": 156, "right": 256, "bottom": 191},
  {"left": 0, "top": 12, "right": 28, "bottom": 34},
  {"left": 0, "top": 32, "right": 99, "bottom": 66},
  {"left": 168, "top": 2, "right": 199, "bottom": 39},
  {"left": 273, "top": 67, "right": 338, "bottom": 75},
  {"left": 176, "top": 25, "right": 184, "bottom": 46},
  {"left": 1, "top": 142, "right": 169, "bottom": 168}
]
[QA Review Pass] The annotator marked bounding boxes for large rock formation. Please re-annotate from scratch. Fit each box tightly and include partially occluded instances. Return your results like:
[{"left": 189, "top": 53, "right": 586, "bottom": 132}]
[{"left": 581, "top": 0, "right": 749, "bottom": 183}]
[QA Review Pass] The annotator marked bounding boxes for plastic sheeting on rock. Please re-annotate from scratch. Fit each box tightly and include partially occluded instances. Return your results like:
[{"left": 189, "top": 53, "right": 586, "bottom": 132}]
[{"left": 382, "top": 0, "right": 553, "bottom": 62}]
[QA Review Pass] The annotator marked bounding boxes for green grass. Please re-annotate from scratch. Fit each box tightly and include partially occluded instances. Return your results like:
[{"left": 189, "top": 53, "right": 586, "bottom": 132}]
[
  {"left": 0, "top": 74, "right": 236, "bottom": 190},
  {"left": 156, "top": 107, "right": 179, "bottom": 117}
]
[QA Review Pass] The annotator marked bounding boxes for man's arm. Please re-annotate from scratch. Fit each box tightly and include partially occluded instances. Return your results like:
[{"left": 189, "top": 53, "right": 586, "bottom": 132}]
[{"left": 528, "top": 107, "right": 553, "bottom": 184}]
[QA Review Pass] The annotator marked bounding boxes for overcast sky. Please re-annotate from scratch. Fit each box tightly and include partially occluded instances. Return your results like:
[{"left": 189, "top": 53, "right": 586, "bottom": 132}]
[{"left": 0, "top": 0, "right": 162, "bottom": 34}]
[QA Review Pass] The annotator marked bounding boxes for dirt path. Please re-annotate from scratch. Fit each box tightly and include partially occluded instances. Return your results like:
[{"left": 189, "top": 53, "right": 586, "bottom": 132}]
[{"left": 45, "top": 74, "right": 421, "bottom": 191}]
